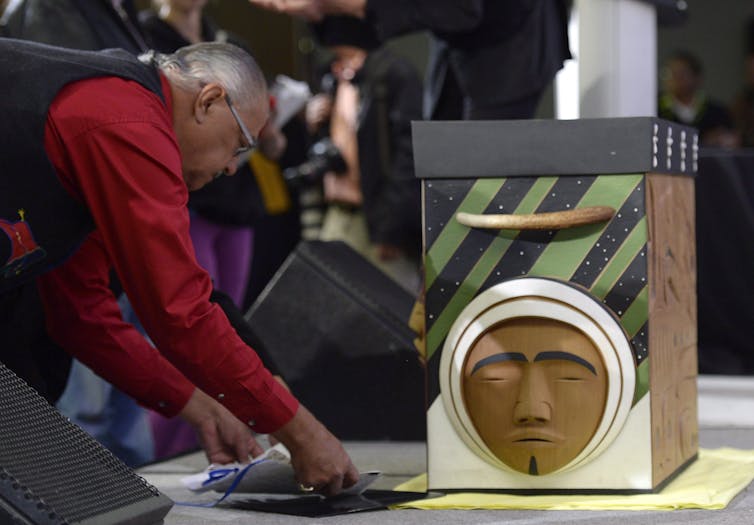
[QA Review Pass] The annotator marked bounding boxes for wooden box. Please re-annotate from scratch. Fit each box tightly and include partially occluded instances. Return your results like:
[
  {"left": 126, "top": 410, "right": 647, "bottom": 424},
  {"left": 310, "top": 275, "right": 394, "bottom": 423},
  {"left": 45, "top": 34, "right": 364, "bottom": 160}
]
[{"left": 414, "top": 117, "right": 698, "bottom": 492}]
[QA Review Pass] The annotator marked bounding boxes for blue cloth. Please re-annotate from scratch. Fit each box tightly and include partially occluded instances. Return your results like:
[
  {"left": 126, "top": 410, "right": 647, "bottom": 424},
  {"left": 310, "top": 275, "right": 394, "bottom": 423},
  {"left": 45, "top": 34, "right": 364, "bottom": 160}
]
[
  {"left": 55, "top": 293, "right": 155, "bottom": 467},
  {"left": 56, "top": 359, "right": 155, "bottom": 467}
]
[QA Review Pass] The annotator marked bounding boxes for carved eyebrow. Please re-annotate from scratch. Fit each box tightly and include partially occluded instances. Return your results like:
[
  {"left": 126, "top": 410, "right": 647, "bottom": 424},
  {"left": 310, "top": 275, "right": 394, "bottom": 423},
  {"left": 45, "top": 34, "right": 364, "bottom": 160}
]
[
  {"left": 533, "top": 351, "right": 597, "bottom": 375},
  {"left": 470, "top": 352, "right": 527, "bottom": 375}
]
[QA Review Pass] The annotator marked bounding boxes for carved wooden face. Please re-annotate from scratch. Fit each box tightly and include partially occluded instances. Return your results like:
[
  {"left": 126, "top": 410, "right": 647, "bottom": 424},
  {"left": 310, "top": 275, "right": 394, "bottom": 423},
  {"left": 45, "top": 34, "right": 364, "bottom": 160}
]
[{"left": 462, "top": 317, "right": 608, "bottom": 475}]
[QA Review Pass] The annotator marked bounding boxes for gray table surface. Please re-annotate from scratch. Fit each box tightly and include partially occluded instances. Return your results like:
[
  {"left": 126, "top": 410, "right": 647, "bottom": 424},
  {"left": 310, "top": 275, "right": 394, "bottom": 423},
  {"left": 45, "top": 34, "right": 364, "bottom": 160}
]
[{"left": 138, "top": 376, "right": 754, "bottom": 524}]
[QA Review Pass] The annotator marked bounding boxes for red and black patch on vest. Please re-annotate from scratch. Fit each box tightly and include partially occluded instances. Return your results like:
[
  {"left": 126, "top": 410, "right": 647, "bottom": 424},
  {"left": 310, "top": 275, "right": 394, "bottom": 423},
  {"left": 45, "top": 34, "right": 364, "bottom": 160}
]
[{"left": 0, "top": 210, "right": 47, "bottom": 279}]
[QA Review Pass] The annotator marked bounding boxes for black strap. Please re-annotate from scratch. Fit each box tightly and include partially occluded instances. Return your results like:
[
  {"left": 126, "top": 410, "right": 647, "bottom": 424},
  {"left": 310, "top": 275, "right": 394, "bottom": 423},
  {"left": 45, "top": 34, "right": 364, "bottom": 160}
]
[
  {"left": 70, "top": 0, "right": 148, "bottom": 54},
  {"left": 112, "top": 0, "right": 149, "bottom": 52}
]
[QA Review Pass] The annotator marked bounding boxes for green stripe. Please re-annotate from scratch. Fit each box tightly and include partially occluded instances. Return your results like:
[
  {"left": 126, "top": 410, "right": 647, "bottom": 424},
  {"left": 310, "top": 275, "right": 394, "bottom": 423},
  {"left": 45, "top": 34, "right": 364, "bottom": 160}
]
[
  {"left": 427, "top": 238, "right": 514, "bottom": 359},
  {"left": 621, "top": 285, "right": 648, "bottom": 337},
  {"left": 516, "top": 177, "right": 559, "bottom": 215},
  {"left": 633, "top": 359, "right": 649, "bottom": 405},
  {"left": 591, "top": 218, "right": 647, "bottom": 299},
  {"left": 625, "top": 286, "right": 649, "bottom": 405},
  {"left": 529, "top": 175, "right": 643, "bottom": 278},
  {"left": 426, "top": 177, "right": 558, "bottom": 359},
  {"left": 425, "top": 179, "right": 504, "bottom": 288}
]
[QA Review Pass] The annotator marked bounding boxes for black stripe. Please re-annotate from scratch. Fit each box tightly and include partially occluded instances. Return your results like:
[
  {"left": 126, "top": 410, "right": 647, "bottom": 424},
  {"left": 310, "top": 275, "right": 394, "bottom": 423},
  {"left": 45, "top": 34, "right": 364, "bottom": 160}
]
[
  {"left": 602, "top": 245, "right": 648, "bottom": 328},
  {"left": 631, "top": 321, "right": 649, "bottom": 364},
  {"left": 571, "top": 180, "right": 647, "bottom": 288},
  {"left": 603, "top": 244, "right": 649, "bottom": 364},
  {"left": 427, "top": 349, "right": 442, "bottom": 402},
  {"left": 424, "top": 179, "right": 477, "bottom": 249},
  {"left": 477, "top": 176, "right": 597, "bottom": 293},
  {"left": 425, "top": 178, "right": 537, "bottom": 333},
  {"left": 426, "top": 177, "right": 595, "bottom": 403}
]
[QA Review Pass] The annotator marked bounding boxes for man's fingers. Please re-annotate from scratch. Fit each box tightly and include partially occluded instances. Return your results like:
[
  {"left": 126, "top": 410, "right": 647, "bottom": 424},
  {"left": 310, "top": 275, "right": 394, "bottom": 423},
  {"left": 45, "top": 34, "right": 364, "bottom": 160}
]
[
  {"left": 303, "top": 461, "right": 360, "bottom": 496},
  {"left": 343, "top": 462, "right": 360, "bottom": 488},
  {"left": 248, "top": 436, "right": 265, "bottom": 459},
  {"left": 234, "top": 436, "right": 251, "bottom": 464},
  {"left": 320, "top": 474, "right": 344, "bottom": 497}
]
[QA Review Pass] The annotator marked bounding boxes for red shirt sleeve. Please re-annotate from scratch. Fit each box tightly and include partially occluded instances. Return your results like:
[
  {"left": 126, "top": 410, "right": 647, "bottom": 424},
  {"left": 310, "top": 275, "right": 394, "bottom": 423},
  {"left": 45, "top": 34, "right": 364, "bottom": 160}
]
[
  {"left": 37, "top": 231, "right": 194, "bottom": 417},
  {"left": 41, "top": 74, "right": 298, "bottom": 432}
]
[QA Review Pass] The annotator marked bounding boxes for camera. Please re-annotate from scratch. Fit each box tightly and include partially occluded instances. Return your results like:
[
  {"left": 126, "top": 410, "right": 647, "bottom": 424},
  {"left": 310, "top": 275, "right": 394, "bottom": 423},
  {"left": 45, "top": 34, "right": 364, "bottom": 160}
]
[{"left": 283, "top": 137, "right": 347, "bottom": 186}]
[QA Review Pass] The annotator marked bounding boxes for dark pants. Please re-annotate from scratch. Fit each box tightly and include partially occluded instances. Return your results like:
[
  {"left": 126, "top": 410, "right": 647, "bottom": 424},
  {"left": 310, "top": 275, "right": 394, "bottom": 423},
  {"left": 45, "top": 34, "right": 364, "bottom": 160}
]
[{"left": 0, "top": 281, "right": 71, "bottom": 403}]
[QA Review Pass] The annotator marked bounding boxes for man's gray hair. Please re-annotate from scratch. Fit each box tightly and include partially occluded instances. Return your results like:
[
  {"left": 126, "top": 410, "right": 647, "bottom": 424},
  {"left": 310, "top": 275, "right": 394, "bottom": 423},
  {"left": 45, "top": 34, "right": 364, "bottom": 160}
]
[{"left": 141, "top": 42, "right": 267, "bottom": 111}]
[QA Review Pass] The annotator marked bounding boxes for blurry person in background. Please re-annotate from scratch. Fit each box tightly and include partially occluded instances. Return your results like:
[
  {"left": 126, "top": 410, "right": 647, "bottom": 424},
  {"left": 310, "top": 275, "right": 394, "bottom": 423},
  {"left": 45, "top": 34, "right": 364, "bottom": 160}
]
[
  {"left": 304, "top": 15, "right": 423, "bottom": 293},
  {"left": 247, "top": 0, "right": 571, "bottom": 121},
  {"left": 731, "top": 17, "right": 754, "bottom": 148},
  {"left": 0, "top": 0, "right": 148, "bottom": 52},
  {"left": 659, "top": 50, "right": 739, "bottom": 148}
]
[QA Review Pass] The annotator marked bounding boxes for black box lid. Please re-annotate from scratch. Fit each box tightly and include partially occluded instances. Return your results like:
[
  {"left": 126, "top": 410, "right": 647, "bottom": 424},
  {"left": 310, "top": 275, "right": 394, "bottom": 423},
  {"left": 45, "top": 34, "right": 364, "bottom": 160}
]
[{"left": 412, "top": 117, "right": 697, "bottom": 179}]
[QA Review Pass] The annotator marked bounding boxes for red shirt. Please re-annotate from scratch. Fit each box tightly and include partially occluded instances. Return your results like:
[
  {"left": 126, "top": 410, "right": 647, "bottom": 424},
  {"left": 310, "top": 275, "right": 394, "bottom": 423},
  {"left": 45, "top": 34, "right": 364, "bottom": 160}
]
[{"left": 37, "top": 74, "right": 298, "bottom": 433}]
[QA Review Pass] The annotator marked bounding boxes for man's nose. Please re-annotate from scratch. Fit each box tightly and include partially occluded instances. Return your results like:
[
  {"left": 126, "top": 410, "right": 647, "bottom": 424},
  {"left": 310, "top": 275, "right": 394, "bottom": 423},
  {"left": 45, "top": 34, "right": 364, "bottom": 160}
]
[{"left": 513, "top": 366, "right": 552, "bottom": 424}]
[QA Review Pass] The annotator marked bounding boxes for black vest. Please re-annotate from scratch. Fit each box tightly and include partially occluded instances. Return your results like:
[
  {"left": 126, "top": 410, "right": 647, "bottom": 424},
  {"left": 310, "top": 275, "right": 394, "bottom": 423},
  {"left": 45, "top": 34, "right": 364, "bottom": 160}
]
[{"left": 0, "top": 38, "right": 164, "bottom": 292}]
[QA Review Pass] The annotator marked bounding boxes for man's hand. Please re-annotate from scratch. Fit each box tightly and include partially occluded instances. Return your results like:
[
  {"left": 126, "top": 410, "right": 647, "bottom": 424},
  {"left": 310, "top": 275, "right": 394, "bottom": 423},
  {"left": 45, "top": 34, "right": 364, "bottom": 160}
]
[
  {"left": 272, "top": 405, "right": 359, "bottom": 496},
  {"left": 248, "top": 0, "right": 366, "bottom": 21},
  {"left": 179, "top": 388, "right": 264, "bottom": 464}
]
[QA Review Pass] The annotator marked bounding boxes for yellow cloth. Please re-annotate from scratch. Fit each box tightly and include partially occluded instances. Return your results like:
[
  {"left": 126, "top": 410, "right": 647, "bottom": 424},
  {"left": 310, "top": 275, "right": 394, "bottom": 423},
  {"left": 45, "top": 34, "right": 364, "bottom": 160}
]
[
  {"left": 249, "top": 151, "right": 291, "bottom": 215},
  {"left": 392, "top": 448, "right": 754, "bottom": 511}
]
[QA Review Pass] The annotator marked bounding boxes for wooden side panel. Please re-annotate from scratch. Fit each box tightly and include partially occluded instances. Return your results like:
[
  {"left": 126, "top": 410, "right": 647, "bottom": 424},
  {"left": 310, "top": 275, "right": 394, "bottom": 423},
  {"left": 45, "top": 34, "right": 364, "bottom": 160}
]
[{"left": 646, "top": 173, "right": 699, "bottom": 486}]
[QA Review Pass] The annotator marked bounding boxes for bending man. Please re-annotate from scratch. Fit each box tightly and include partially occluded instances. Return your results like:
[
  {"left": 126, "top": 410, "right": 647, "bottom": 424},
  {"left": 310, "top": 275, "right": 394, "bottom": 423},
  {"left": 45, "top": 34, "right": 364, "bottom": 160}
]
[{"left": 0, "top": 38, "right": 358, "bottom": 496}]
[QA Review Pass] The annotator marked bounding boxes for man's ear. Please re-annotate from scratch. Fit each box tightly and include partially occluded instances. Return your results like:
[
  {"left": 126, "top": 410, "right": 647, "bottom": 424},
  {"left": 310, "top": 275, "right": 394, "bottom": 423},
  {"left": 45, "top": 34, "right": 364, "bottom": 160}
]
[{"left": 194, "top": 83, "right": 226, "bottom": 123}]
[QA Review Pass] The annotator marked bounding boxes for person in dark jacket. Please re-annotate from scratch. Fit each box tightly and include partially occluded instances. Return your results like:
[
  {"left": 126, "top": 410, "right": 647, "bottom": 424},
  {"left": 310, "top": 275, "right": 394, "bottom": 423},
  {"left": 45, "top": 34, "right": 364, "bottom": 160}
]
[
  {"left": 248, "top": 0, "right": 572, "bottom": 120},
  {"left": 307, "top": 15, "right": 423, "bottom": 292},
  {"left": 1, "top": 0, "right": 148, "bottom": 52}
]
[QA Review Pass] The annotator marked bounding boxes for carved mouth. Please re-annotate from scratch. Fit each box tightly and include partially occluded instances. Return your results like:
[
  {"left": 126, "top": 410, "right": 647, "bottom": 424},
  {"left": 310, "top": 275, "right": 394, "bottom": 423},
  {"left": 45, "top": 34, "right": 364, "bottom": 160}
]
[
  {"left": 513, "top": 438, "right": 556, "bottom": 447},
  {"left": 506, "top": 430, "right": 564, "bottom": 445}
]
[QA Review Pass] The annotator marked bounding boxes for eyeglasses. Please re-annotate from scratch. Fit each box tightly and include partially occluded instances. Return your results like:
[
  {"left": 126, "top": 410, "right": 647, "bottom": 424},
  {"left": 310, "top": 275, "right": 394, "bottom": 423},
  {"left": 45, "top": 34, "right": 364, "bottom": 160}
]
[{"left": 225, "top": 94, "right": 257, "bottom": 156}]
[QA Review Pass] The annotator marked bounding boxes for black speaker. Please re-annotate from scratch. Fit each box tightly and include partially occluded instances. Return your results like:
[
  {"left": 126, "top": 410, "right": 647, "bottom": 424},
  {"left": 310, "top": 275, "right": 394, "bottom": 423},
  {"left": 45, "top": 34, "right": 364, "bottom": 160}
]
[
  {"left": 0, "top": 362, "right": 172, "bottom": 525},
  {"left": 245, "top": 240, "right": 426, "bottom": 440}
]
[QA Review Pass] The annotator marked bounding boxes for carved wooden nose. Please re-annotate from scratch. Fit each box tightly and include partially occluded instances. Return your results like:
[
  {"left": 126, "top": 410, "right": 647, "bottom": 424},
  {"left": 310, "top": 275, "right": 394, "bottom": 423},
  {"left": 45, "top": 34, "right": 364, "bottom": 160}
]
[
  {"left": 513, "top": 400, "right": 552, "bottom": 424},
  {"left": 513, "top": 367, "right": 552, "bottom": 424}
]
